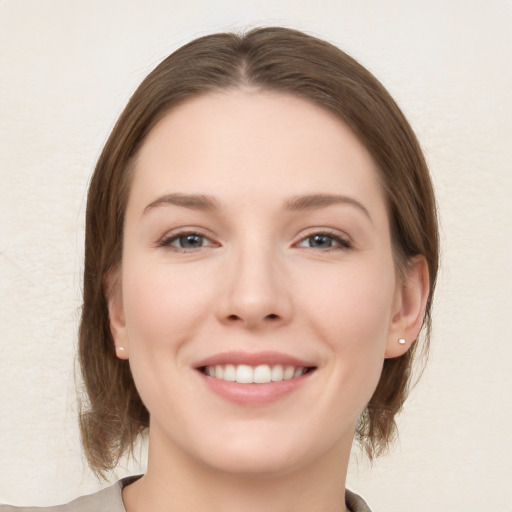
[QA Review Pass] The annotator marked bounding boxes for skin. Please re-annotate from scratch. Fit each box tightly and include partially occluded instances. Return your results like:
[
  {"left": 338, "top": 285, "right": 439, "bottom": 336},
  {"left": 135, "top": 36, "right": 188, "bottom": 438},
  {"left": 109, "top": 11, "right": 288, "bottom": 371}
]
[{"left": 108, "top": 90, "right": 429, "bottom": 512}]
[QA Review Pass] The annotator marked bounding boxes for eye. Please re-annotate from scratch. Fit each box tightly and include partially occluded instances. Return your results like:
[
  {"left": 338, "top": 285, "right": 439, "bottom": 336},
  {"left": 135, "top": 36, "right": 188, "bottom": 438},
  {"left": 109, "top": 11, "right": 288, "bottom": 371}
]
[
  {"left": 159, "top": 232, "right": 217, "bottom": 252},
  {"left": 296, "top": 232, "right": 351, "bottom": 250}
]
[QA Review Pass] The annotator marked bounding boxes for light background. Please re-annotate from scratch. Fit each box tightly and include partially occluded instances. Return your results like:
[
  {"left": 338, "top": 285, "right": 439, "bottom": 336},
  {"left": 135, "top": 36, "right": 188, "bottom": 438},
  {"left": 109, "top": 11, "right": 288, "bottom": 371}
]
[{"left": 1, "top": 0, "right": 511, "bottom": 510}]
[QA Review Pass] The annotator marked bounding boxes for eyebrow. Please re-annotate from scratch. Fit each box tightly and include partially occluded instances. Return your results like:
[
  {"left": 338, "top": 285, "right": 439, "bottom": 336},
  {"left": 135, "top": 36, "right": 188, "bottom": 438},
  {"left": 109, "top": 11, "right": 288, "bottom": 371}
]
[
  {"left": 143, "top": 192, "right": 372, "bottom": 222},
  {"left": 283, "top": 193, "right": 373, "bottom": 222},
  {"left": 143, "top": 193, "right": 219, "bottom": 214}
]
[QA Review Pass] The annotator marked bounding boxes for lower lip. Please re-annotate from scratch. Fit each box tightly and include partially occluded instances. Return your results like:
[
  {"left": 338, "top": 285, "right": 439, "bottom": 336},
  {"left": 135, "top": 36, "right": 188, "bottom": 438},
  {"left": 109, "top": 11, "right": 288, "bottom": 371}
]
[{"left": 197, "top": 371, "right": 314, "bottom": 406}]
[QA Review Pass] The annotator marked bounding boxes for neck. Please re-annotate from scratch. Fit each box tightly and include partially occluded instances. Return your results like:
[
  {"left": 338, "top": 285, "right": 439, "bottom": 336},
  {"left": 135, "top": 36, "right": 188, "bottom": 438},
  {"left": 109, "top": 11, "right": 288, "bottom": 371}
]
[{"left": 123, "top": 428, "right": 352, "bottom": 512}]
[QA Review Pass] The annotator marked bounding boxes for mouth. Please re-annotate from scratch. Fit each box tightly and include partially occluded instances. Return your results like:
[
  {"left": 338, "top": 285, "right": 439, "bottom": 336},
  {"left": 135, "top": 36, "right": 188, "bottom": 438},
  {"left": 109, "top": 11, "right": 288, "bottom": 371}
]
[{"left": 199, "top": 363, "right": 316, "bottom": 384}]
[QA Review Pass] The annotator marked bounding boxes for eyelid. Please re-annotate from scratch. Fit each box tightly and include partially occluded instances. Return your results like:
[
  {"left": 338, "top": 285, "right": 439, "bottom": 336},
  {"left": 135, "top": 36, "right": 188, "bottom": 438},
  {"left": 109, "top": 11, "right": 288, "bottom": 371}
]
[
  {"left": 155, "top": 227, "right": 352, "bottom": 252},
  {"left": 157, "top": 228, "right": 220, "bottom": 252},
  {"left": 294, "top": 228, "right": 353, "bottom": 250}
]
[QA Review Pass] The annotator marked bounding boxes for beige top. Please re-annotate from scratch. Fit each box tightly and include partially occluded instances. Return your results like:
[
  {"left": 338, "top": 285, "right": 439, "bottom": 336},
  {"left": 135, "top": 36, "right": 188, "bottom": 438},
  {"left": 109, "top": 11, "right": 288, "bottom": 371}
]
[{"left": 0, "top": 476, "right": 372, "bottom": 512}]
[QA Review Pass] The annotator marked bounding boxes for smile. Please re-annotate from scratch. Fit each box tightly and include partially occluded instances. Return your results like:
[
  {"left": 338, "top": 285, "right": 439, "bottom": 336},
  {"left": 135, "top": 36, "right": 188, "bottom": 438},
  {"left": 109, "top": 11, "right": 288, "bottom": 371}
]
[
  {"left": 200, "top": 364, "right": 313, "bottom": 384},
  {"left": 194, "top": 351, "right": 317, "bottom": 404}
]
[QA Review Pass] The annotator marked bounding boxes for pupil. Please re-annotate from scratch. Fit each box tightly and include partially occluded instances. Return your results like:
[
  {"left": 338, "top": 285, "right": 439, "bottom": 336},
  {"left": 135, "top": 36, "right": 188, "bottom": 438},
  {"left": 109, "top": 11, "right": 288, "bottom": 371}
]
[
  {"left": 312, "top": 234, "right": 331, "bottom": 247},
  {"left": 181, "top": 234, "right": 202, "bottom": 248}
]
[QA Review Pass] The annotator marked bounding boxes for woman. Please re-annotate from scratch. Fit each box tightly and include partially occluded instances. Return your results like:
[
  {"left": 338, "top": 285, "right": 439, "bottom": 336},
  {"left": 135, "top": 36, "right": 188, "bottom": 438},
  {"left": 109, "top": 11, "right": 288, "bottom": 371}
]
[{"left": 4, "top": 26, "right": 438, "bottom": 512}]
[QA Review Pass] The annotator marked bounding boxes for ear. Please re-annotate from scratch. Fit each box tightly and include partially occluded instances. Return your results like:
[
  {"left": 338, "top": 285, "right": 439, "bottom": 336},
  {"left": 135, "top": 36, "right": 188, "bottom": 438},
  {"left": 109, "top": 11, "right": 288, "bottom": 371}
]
[
  {"left": 105, "top": 268, "right": 129, "bottom": 360},
  {"left": 385, "top": 256, "right": 430, "bottom": 358}
]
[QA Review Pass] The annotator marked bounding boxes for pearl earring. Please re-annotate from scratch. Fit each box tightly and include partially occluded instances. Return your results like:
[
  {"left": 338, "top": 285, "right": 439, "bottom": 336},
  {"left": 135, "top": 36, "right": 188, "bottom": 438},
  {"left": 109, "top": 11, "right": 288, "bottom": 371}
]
[{"left": 398, "top": 338, "right": 406, "bottom": 345}]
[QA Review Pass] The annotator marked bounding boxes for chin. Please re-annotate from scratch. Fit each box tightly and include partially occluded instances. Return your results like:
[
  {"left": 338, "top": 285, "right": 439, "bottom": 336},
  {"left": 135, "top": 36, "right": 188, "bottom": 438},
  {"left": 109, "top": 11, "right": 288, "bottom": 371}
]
[
  {"left": 186, "top": 423, "right": 340, "bottom": 479},
  {"left": 202, "top": 446, "right": 307, "bottom": 478}
]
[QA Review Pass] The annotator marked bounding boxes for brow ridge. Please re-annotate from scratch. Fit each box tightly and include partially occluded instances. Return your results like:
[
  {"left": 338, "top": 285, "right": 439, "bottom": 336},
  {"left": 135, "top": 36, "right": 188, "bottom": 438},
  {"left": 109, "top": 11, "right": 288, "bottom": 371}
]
[
  {"left": 283, "top": 193, "right": 372, "bottom": 221},
  {"left": 143, "top": 192, "right": 372, "bottom": 223},
  {"left": 143, "top": 193, "right": 219, "bottom": 214}
]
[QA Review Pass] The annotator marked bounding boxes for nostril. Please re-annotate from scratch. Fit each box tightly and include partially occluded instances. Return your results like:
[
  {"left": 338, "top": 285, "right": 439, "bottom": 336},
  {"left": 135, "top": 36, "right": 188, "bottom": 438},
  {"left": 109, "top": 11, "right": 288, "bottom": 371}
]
[{"left": 224, "top": 313, "right": 280, "bottom": 324}]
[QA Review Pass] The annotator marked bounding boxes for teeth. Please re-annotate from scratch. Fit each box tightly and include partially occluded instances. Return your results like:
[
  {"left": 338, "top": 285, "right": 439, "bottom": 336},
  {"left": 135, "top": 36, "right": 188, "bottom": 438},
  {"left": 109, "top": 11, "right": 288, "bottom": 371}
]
[
  {"left": 223, "top": 364, "right": 236, "bottom": 382},
  {"left": 284, "top": 366, "right": 296, "bottom": 380},
  {"left": 214, "top": 365, "right": 224, "bottom": 379},
  {"left": 203, "top": 364, "right": 309, "bottom": 384},
  {"left": 271, "top": 365, "right": 284, "bottom": 381},
  {"left": 253, "top": 364, "right": 272, "bottom": 383},
  {"left": 236, "top": 364, "right": 254, "bottom": 383}
]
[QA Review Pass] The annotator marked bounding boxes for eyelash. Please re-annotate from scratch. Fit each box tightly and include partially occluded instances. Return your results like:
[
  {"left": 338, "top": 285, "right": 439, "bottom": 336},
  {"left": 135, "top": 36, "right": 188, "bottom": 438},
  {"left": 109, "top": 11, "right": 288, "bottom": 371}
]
[
  {"left": 295, "top": 230, "right": 352, "bottom": 251},
  {"left": 158, "top": 231, "right": 217, "bottom": 252},
  {"left": 158, "top": 229, "right": 352, "bottom": 253}
]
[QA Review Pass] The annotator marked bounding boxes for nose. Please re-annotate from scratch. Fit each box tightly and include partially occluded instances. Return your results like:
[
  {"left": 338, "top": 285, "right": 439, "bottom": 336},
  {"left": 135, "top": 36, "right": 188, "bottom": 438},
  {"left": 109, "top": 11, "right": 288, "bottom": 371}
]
[{"left": 215, "top": 242, "right": 293, "bottom": 330}]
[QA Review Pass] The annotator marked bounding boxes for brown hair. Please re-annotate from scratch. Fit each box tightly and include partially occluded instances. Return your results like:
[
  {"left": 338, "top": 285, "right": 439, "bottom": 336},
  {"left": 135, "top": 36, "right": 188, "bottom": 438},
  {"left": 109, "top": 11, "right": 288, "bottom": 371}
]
[{"left": 79, "top": 26, "right": 439, "bottom": 476}]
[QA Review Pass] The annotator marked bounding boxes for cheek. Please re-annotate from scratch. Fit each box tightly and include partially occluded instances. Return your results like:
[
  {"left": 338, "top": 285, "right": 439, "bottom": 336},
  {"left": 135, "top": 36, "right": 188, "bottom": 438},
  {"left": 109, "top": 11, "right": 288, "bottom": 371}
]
[
  {"left": 299, "top": 261, "right": 396, "bottom": 409},
  {"left": 121, "top": 258, "right": 214, "bottom": 355},
  {"left": 119, "top": 259, "right": 211, "bottom": 419},
  {"left": 301, "top": 258, "right": 396, "bottom": 344}
]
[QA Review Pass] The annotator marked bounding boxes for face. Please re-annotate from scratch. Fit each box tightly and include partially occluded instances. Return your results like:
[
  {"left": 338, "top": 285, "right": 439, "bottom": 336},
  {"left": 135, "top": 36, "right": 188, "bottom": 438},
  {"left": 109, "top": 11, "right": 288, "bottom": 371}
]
[{"left": 109, "top": 90, "right": 410, "bottom": 477}]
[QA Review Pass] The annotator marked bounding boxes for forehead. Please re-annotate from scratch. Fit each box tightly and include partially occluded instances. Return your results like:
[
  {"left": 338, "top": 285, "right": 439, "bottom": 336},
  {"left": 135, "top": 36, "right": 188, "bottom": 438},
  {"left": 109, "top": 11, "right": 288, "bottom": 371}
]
[{"left": 128, "top": 90, "right": 386, "bottom": 216}]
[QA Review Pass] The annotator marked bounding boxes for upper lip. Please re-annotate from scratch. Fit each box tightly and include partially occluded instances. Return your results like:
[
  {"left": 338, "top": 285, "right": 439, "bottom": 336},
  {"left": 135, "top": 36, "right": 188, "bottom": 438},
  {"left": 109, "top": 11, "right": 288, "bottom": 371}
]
[{"left": 194, "top": 351, "right": 316, "bottom": 369}]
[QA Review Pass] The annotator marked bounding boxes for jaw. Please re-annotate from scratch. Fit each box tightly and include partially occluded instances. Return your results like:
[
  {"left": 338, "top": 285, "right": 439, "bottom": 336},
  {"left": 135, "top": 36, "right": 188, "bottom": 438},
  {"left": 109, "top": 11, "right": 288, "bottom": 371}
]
[{"left": 139, "top": 416, "right": 354, "bottom": 512}]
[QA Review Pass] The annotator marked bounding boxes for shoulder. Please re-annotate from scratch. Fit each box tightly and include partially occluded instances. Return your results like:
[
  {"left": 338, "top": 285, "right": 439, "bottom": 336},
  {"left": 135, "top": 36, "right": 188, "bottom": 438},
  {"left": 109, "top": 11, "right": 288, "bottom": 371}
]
[
  {"left": 346, "top": 488, "right": 373, "bottom": 512},
  {"left": 0, "top": 476, "right": 140, "bottom": 512},
  {"left": 2, "top": 480, "right": 369, "bottom": 512}
]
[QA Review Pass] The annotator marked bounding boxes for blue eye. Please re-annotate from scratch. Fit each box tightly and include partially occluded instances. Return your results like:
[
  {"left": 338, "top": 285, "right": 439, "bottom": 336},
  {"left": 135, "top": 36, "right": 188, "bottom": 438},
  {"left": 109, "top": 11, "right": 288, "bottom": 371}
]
[
  {"left": 160, "top": 232, "right": 214, "bottom": 251},
  {"left": 298, "top": 233, "right": 351, "bottom": 250},
  {"left": 174, "top": 234, "right": 205, "bottom": 249}
]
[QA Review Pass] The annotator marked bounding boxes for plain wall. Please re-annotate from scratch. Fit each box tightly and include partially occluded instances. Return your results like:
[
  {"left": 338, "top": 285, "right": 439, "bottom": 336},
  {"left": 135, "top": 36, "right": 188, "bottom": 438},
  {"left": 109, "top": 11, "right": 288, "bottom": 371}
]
[{"left": 1, "top": 0, "right": 511, "bottom": 510}]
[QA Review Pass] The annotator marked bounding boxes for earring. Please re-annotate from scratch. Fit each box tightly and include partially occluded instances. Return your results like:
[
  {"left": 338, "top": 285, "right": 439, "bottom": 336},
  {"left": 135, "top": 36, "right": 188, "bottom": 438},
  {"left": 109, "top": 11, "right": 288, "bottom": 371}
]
[
  {"left": 117, "top": 346, "right": 125, "bottom": 351},
  {"left": 398, "top": 338, "right": 406, "bottom": 345}
]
